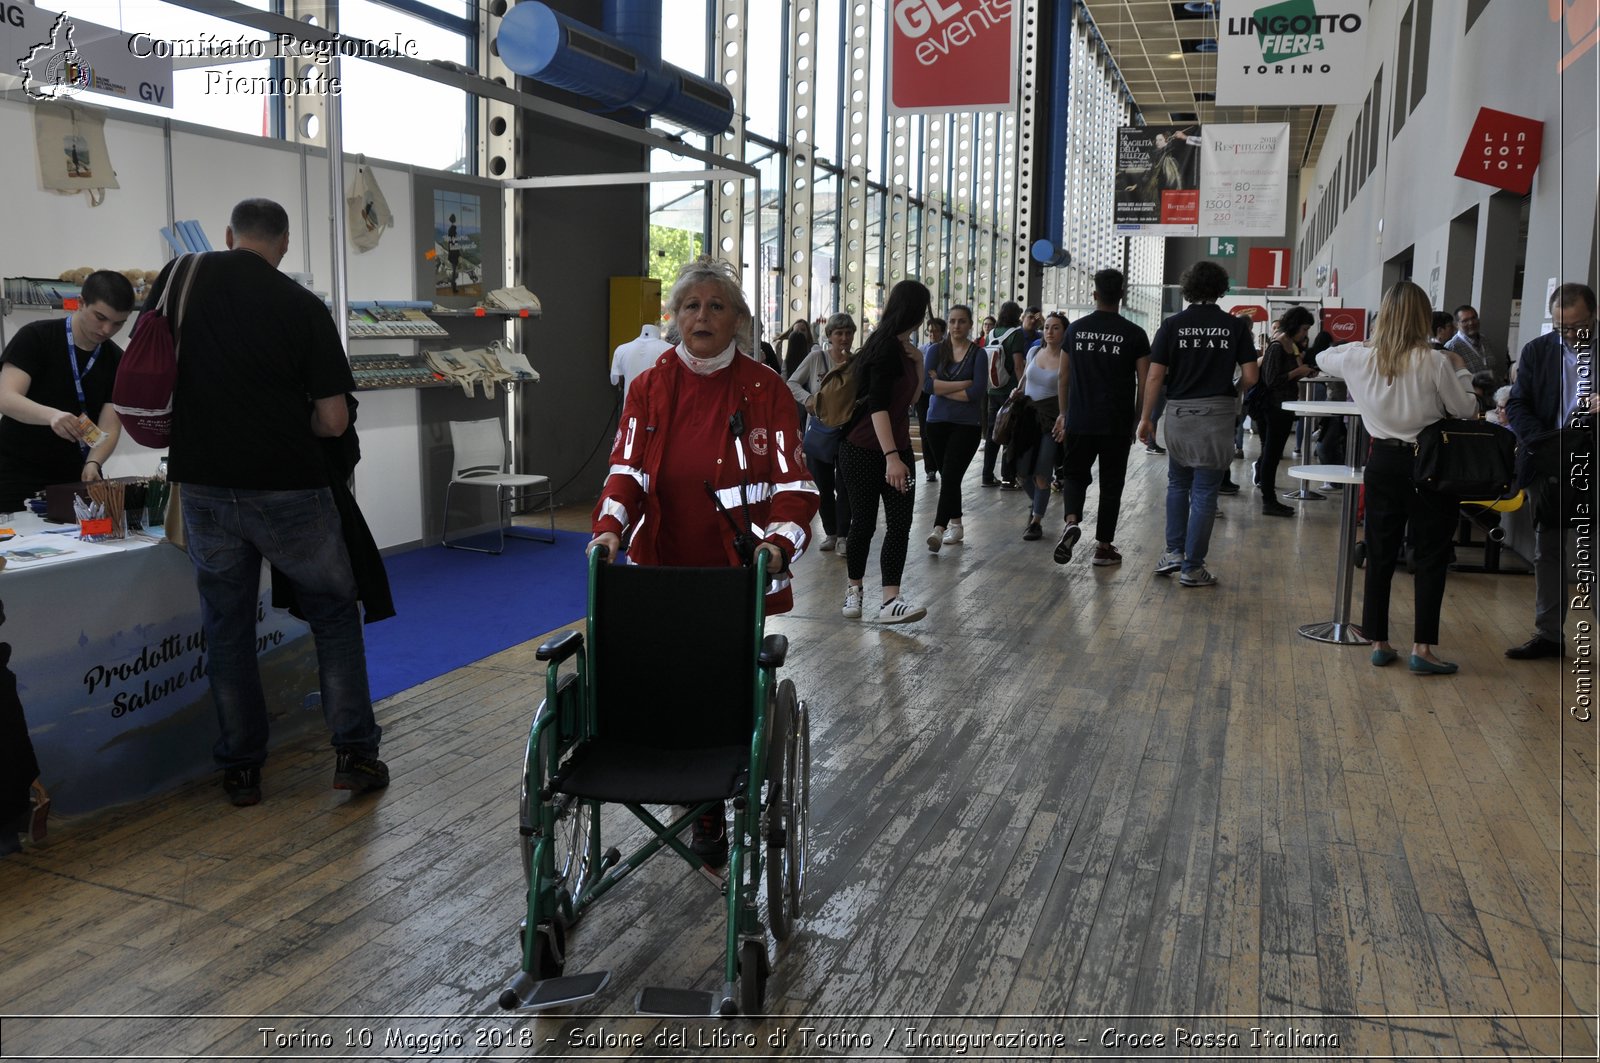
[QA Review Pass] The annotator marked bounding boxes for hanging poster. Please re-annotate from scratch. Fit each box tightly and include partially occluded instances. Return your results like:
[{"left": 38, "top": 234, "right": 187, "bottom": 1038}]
[
  {"left": 433, "top": 190, "right": 482, "bottom": 298},
  {"left": 1114, "top": 125, "right": 1201, "bottom": 236},
  {"left": 1198, "top": 123, "right": 1291, "bottom": 237},
  {"left": 886, "top": 0, "right": 1019, "bottom": 115},
  {"left": 1216, "top": 0, "right": 1368, "bottom": 106}
]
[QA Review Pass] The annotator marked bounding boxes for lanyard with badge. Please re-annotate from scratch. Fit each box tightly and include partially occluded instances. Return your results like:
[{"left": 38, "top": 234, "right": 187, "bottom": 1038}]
[{"left": 64, "top": 314, "right": 101, "bottom": 458}]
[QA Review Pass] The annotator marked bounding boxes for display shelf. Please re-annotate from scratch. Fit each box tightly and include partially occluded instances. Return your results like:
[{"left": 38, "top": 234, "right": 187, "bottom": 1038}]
[{"left": 427, "top": 305, "right": 542, "bottom": 319}]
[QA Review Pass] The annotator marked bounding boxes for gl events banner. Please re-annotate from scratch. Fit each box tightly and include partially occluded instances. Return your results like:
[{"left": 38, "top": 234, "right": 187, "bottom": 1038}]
[
  {"left": 1216, "top": 0, "right": 1368, "bottom": 106},
  {"left": 887, "top": 0, "right": 1019, "bottom": 115}
]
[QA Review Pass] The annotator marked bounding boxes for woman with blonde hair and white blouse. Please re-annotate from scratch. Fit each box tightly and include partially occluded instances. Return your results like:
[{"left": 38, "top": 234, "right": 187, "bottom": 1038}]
[{"left": 1317, "top": 280, "right": 1475, "bottom": 674}]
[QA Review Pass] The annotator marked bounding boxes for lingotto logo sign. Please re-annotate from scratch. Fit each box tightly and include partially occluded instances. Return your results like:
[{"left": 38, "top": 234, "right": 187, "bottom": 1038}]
[
  {"left": 886, "top": 0, "right": 1019, "bottom": 116},
  {"left": 1216, "top": 0, "right": 1367, "bottom": 107}
]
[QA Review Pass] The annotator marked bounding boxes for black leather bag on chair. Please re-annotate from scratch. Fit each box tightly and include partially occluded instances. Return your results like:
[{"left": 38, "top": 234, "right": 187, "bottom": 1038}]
[{"left": 1412, "top": 418, "right": 1515, "bottom": 500}]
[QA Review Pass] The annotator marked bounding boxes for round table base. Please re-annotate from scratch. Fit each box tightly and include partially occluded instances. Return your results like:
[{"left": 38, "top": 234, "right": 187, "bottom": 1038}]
[
  {"left": 1298, "top": 620, "right": 1370, "bottom": 645},
  {"left": 1282, "top": 486, "right": 1327, "bottom": 501}
]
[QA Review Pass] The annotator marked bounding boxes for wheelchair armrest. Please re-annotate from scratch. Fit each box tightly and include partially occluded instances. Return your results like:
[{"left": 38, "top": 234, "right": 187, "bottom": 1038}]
[
  {"left": 536, "top": 629, "right": 584, "bottom": 663},
  {"left": 758, "top": 633, "right": 789, "bottom": 669}
]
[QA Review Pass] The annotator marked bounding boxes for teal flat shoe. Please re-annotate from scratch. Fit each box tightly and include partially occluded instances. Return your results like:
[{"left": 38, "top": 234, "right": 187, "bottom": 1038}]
[
  {"left": 1371, "top": 647, "right": 1399, "bottom": 667},
  {"left": 1409, "top": 654, "right": 1458, "bottom": 675}
]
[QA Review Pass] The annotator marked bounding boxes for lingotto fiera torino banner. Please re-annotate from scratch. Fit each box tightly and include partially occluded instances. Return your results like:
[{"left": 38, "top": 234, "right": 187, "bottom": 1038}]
[
  {"left": 1216, "top": 0, "right": 1368, "bottom": 106},
  {"left": 887, "top": 0, "right": 1019, "bottom": 115}
]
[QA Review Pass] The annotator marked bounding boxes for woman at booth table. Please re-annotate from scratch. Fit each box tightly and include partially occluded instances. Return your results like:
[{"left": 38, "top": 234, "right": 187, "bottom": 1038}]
[
  {"left": 0, "top": 270, "right": 135, "bottom": 510},
  {"left": 1316, "top": 280, "right": 1475, "bottom": 674},
  {"left": 1255, "top": 305, "right": 1317, "bottom": 516}
]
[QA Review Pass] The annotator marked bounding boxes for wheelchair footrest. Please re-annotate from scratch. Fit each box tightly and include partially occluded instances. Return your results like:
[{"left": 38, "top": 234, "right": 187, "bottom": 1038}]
[
  {"left": 499, "top": 970, "right": 610, "bottom": 1011},
  {"left": 635, "top": 986, "right": 720, "bottom": 1017}
]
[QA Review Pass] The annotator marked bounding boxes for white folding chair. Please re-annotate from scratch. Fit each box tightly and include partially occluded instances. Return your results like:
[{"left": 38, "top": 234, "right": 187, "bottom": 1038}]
[{"left": 443, "top": 418, "right": 556, "bottom": 552}]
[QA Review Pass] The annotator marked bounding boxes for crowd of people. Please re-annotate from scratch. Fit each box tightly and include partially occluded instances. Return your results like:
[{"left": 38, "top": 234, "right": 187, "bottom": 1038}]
[{"left": 592, "top": 257, "right": 1596, "bottom": 684}]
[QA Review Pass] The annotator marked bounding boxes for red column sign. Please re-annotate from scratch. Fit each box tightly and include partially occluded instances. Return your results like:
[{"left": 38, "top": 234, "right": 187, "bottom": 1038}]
[
  {"left": 1453, "top": 107, "right": 1545, "bottom": 195},
  {"left": 887, "top": 0, "right": 1019, "bottom": 115},
  {"left": 1247, "top": 247, "right": 1293, "bottom": 290}
]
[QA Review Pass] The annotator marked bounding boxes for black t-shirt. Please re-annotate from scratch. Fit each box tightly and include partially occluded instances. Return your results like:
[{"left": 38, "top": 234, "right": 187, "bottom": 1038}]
[
  {"left": 0, "top": 317, "right": 123, "bottom": 508},
  {"left": 1150, "top": 303, "right": 1256, "bottom": 401},
  {"left": 1063, "top": 310, "right": 1151, "bottom": 434},
  {"left": 156, "top": 250, "right": 353, "bottom": 489}
]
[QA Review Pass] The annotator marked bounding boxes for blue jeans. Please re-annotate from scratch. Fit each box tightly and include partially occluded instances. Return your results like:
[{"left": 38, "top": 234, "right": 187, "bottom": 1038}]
[
  {"left": 1164, "top": 462, "right": 1223, "bottom": 573},
  {"left": 182, "top": 485, "right": 379, "bottom": 769}
]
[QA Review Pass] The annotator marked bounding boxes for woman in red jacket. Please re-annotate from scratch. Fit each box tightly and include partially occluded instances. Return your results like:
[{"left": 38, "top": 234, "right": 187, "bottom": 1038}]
[{"left": 588, "top": 258, "right": 820, "bottom": 864}]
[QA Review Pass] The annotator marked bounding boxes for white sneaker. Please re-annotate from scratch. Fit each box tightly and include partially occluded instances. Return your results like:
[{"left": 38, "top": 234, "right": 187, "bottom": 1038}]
[
  {"left": 818, "top": 534, "right": 837, "bottom": 552},
  {"left": 872, "top": 597, "right": 927, "bottom": 624},
  {"left": 942, "top": 521, "right": 964, "bottom": 544},
  {"left": 842, "top": 585, "right": 863, "bottom": 619},
  {"left": 926, "top": 528, "right": 943, "bottom": 553},
  {"left": 1154, "top": 550, "right": 1184, "bottom": 576}
]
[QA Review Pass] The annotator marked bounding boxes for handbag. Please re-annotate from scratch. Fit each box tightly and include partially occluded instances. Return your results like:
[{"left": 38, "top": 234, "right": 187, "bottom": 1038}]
[
  {"left": 802, "top": 415, "right": 843, "bottom": 465},
  {"left": 992, "top": 393, "right": 1030, "bottom": 446},
  {"left": 1412, "top": 417, "right": 1515, "bottom": 499}
]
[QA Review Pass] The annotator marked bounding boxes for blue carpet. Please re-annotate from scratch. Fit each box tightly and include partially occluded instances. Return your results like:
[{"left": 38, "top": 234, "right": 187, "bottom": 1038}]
[{"left": 365, "top": 531, "right": 590, "bottom": 703}]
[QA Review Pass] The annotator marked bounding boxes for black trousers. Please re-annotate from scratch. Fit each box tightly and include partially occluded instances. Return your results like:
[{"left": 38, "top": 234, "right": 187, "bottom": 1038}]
[
  {"left": 838, "top": 440, "right": 916, "bottom": 587},
  {"left": 923, "top": 421, "right": 981, "bottom": 527},
  {"left": 1060, "top": 432, "right": 1134, "bottom": 544},
  {"left": 1361, "top": 442, "right": 1458, "bottom": 645},
  {"left": 809, "top": 457, "right": 850, "bottom": 537},
  {"left": 1258, "top": 406, "right": 1296, "bottom": 490}
]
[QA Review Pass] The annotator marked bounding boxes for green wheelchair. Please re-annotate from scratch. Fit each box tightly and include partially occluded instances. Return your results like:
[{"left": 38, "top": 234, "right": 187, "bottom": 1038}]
[{"left": 496, "top": 545, "right": 810, "bottom": 1017}]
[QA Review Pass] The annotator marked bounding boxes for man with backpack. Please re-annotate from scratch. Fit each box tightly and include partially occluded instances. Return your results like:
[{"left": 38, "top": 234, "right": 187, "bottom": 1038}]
[
  {"left": 151, "top": 198, "right": 388, "bottom": 808},
  {"left": 981, "top": 301, "right": 1028, "bottom": 487}
]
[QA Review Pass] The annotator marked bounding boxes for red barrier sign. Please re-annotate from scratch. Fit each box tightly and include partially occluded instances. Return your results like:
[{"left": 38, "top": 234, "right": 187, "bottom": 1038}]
[{"left": 887, "top": 0, "right": 1019, "bottom": 115}]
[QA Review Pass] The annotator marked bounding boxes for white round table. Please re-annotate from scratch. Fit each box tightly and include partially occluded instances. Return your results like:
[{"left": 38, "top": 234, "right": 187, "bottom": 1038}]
[
  {"left": 1279, "top": 400, "right": 1363, "bottom": 501},
  {"left": 1289, "top": 464, "right": 1367, "bottom": 645}
]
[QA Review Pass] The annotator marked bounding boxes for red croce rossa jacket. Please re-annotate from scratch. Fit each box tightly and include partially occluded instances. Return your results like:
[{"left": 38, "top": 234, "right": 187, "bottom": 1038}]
[{"left": 592, "top": 348, "right": 820, "bottom": 613}]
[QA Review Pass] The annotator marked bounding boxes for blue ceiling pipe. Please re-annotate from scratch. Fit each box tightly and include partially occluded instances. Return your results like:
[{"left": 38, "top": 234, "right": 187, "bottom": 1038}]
[
  {"left": 496, "top": 1, "right": 734, "bottom": 135},
  {"left": 1031, "top": 0, "right": 1074, "bottom": 268}
]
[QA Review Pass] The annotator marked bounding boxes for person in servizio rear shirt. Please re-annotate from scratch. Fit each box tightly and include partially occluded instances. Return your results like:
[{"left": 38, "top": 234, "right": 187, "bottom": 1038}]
[
  {"left": 589, "top": 257, "right": 820, "bottom": 869},
  {"left": 0, "top": 270, "right": 135, "bottom": 509},
  {"left": 1138, "top": 261, "right": 1259, "bottom": 588},
  {"left": 1051, "top": 268, "right": 1151, "bottom": 569}
]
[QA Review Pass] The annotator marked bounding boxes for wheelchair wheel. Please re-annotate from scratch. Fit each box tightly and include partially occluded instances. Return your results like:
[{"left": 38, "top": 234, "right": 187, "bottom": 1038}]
[
  {"left": 549, "top": 794, "right": 596, "bottom": 920},
  {"left": 737, "top": 939, "right": 768, "bottom": 1015},
  {"left": 789, "top": 697, "right": 810, "bottom": 913},
  {"left": 765, "top": 681, "right": 797, "bottom": 941}
]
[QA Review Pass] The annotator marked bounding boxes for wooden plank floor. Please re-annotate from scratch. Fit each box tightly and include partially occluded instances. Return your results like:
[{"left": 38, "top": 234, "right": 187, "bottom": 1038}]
[{"left": 2, "top": 445, "right": 1597, "bottom": 1060}]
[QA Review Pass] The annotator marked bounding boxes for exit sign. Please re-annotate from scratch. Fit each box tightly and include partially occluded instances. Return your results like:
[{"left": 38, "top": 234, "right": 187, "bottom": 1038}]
[{"left": 1208, "top": 237, "right": 1237, "bottom": 257}]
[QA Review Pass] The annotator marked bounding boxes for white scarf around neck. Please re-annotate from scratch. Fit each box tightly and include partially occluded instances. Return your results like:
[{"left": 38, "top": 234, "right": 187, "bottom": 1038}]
[{"left": 676, "top": 338, "right": 739, "bottom": 376}]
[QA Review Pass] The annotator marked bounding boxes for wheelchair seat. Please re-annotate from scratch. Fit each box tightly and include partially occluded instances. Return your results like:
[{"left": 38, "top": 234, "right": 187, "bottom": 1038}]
[
  {"left": 495, "top": 550, "right": 810, "bottom": 1018},
  {"left": 553, "top": 562, "right": 759, "bottom": 804}
]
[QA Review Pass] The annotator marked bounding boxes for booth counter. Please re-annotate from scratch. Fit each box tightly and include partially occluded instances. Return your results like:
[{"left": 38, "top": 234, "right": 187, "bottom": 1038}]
[{"left": 2, "top": 513, "right": 319, "bottom": 816}]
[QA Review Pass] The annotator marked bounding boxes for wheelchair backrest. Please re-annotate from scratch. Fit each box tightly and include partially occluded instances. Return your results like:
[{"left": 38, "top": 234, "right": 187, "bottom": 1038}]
[{"left": 591, "top": 562, "right": 762, "bottom": 749}]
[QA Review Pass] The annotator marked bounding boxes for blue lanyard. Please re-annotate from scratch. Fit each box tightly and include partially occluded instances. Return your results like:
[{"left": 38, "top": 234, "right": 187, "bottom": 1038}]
[{"left": 64, "top": 315, "right": 100, "bottom": 457}]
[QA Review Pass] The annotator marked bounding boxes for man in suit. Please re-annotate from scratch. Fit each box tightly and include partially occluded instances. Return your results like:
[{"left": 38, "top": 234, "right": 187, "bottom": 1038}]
[{"left": 1503, "top": 283, "right": 1597, "bottom": 659}]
